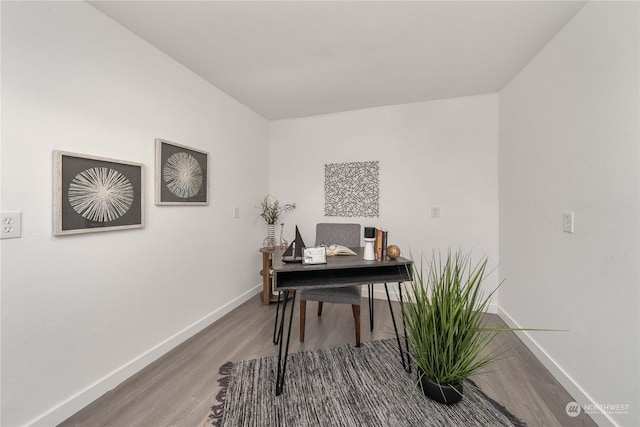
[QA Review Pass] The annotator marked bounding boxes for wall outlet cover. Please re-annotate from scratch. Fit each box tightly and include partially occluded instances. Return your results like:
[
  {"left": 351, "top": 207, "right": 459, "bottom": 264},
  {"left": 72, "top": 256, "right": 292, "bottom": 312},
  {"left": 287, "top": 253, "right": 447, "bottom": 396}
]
[{"left": 1, "top": 211, "right": 22, "bottom": 239}]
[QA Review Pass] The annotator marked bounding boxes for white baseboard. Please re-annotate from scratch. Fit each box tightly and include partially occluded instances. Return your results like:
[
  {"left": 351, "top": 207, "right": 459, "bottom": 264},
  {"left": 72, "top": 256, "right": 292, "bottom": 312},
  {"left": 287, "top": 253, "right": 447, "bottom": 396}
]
[
  {"left": 497, "top": 306, "right": 615, "bottom": 427},
  {"left": 28, "top": 285, "right": 262, "bottom": 427},
  {"left": 29, "top": 287, "right": 608, "bottom": 427}
]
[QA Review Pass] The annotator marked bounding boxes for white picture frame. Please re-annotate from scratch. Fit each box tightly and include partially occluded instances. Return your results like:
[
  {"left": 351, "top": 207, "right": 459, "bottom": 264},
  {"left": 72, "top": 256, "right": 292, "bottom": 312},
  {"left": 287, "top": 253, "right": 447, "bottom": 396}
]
[
  {"left": 302, "top": 246, "right": 327, "bottom": 265},
  {"left": 155, "top": 138, "right": 209, "bottom": 205},
  {"left": 53, "top": 150, "right": 145, "bottom": 235}
]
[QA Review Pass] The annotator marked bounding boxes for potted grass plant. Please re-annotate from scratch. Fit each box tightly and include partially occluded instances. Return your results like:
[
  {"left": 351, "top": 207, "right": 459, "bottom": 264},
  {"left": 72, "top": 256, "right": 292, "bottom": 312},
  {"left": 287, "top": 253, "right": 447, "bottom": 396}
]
[{"left": 401, "top": 249, "right": 508, "bottom": 405}]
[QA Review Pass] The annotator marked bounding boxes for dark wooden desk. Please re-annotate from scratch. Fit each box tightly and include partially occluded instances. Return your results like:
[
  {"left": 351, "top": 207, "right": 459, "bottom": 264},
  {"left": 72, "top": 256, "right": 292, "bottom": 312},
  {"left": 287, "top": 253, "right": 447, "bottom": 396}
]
[{"left": 271, "top": 247, "right": 413, "bottom": 395}]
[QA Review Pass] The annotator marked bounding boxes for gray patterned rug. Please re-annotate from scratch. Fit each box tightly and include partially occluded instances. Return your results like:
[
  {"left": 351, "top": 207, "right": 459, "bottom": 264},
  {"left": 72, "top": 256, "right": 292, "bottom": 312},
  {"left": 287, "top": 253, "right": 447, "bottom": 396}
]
[{"left": 209, "top": 339, "right": 526, "bottom": 426}]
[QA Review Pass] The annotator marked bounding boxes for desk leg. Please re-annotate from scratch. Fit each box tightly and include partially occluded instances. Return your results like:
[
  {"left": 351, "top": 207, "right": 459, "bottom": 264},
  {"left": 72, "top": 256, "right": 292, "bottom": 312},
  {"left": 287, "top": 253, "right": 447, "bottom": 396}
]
[
  {"left": 384, "top": 283, "right": 411, "bottom": 373},
  {"left": 275, "top": 290, "right": 296, "bottom": 396},
  {"left": 368, "top": 284, "right": 374, "bottom": 332},
  {"left": 273, "top": 291, "right": 282, "bottom": 344},
  {"left": 397, "top": 282, "right": 411, "bottom": 373}
]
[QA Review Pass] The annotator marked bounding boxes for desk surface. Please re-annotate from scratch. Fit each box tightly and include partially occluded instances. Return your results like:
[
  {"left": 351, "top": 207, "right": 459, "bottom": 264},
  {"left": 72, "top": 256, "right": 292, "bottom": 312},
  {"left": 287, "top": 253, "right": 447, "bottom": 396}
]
[{"left": 272, "top": 247, "right": 413, "bottom": 291}]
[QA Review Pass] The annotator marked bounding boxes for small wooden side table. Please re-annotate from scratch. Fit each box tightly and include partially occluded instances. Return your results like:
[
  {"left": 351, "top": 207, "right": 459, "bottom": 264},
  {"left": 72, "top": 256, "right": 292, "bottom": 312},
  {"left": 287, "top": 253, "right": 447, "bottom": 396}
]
[{"left": 259, "top": 247, "right": 280, "bottom": 305}]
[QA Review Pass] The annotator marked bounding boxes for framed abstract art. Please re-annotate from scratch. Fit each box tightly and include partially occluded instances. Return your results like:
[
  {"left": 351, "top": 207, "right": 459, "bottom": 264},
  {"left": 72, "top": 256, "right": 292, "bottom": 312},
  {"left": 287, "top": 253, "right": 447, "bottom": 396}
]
[
  {"left": 53, "top": 151, "right": 144, "bottom": 235},
  {"left": 324, "top": 160, "right": 379, "bottom": 217},
  {"left": 155, "top": 139, "right": 209, "bottom": 205}
]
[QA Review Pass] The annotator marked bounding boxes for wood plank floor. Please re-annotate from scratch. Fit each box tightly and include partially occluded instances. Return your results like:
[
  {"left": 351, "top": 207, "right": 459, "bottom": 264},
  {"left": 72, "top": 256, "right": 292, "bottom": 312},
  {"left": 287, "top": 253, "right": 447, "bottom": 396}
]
[{"left": 59, "top": 294, "right": 597, "bottom": 427}]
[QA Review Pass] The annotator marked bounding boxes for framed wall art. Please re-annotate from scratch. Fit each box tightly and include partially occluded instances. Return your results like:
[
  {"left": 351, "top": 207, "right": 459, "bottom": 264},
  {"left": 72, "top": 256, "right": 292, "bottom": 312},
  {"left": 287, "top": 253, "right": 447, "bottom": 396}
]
[
  {"left": 155, "top": 139, "right": 209, "bottom": 205},
  {"left": 324, "top": 160, "right": 380, "bottom": 217},
  {"left": 53, "top": 151, "right": 144, "bottom": 235}
]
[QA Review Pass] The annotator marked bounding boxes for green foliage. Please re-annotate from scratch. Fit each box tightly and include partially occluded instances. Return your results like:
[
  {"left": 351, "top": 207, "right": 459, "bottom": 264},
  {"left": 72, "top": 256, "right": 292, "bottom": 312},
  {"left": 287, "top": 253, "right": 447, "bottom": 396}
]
[
  {"left": 258, "top": 194, "right": 296, "bottom": 224},
  {"left": 402, "top": 249, "right": 506, "bottom": 386}
]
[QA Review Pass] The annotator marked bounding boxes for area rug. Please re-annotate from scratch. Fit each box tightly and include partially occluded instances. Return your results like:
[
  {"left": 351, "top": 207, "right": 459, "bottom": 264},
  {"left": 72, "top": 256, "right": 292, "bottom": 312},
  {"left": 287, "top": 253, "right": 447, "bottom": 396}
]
[{"left": 209, "top": 339, "right": 526, "bottom": 426}]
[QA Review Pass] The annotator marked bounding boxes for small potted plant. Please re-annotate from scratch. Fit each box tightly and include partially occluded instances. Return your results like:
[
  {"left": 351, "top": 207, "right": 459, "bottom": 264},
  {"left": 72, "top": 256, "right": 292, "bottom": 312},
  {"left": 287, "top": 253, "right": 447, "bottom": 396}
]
[
  {"left": 402, "top": 249, "right": 511, "bottom": 405},
  {"left": 257, "top": 195, "right": 295, "bottom": 249}
]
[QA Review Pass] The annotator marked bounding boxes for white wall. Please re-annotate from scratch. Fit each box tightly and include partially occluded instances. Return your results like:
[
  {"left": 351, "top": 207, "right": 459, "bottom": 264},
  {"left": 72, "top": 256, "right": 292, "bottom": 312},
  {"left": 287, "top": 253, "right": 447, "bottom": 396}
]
[
  {"left": 0, "top": 2, "right": 268, "bottom": 426},
  {"left": 3, "top": 1, "right": 636, "bottom": 426},
  {"left": 269, "top": 94, "right": 500, "bottom": 300},
  {"left": 499, "top": 2, "right": 639, "bottom": 426}
]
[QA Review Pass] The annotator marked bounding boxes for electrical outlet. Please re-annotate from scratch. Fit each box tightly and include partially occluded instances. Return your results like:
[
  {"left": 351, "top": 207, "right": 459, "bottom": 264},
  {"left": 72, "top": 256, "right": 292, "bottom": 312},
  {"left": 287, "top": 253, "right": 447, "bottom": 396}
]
[
  {"left": 562, "top": 212, "right": 574, "bottom": 233},
  {"left": 431, "top": 206, "right": 441, "bottom": 218},
  {"left": 1, "top": 211, "right": 22, "bottom": 239}
]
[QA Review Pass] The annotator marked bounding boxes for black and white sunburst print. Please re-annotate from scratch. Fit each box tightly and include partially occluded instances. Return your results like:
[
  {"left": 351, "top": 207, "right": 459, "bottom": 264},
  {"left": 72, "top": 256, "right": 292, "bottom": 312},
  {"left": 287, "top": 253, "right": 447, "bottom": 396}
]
[
  {"left": 162, "top": 152, "right": 203, "bottom": 198},
  {"left": 68, "top": 167, "right": 134, "bottom": 223}
]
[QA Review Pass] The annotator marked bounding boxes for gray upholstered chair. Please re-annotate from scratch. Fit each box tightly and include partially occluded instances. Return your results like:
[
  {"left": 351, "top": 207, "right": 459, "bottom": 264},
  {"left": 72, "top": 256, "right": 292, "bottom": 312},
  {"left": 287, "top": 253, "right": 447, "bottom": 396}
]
[{"left": 300, "top": 223, "right": 362, "bottom": 347}]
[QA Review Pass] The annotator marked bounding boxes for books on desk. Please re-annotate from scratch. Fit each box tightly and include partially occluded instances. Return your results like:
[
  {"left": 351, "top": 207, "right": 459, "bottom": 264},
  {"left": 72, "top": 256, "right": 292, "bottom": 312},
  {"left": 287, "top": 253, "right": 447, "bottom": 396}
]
[
  {"left": 375, "top": 227, "right": 388, "bottom": 261},
  {"left": 325, "top": 244, "right": 357, "bottom": 256}
]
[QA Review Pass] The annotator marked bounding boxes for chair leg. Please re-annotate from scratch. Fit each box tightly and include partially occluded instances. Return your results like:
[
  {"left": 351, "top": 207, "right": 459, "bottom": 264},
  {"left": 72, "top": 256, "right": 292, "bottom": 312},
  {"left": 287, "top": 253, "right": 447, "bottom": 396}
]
[
  {"left": 352, "top": 304, "right": 361, "bottom": 347},
  {"left": 317, "top": 301, "right": 323, "bottom": 316},
  {"left": 300, "top": 299, "right": 306, "bottom": 342}
]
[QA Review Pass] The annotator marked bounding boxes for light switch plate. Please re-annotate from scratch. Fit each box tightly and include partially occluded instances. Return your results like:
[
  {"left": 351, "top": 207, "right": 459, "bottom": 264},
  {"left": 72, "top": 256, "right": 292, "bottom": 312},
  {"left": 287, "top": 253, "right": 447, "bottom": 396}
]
[{"left": 562, "top": 212, "right": 574, "bottom": 233}]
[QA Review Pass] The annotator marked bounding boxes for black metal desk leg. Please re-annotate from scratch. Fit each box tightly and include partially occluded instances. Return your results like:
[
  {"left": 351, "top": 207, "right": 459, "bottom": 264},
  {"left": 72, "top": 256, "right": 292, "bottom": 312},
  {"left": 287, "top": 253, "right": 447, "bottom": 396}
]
[
  {"left": 384, "top": 283, "right": 411, "bottom": 373},
  {"left": 397, "top": 282, "right": 411, "bottom": 373},
  {"left": 368, "top": 284, "right": 374, "bottom": 331},
  {"left": 273, "top": 291, "right": 282, "bottom": 344},
  {"left": 275, "top": 290, "right": 297, "bottom": 396}
]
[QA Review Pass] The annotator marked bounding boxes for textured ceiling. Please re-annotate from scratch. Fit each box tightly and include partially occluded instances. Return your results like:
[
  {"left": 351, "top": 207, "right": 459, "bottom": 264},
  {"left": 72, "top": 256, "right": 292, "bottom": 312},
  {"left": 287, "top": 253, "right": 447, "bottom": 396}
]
[{"left": 89, "top": 1, "right": 586, "bottom": 120}]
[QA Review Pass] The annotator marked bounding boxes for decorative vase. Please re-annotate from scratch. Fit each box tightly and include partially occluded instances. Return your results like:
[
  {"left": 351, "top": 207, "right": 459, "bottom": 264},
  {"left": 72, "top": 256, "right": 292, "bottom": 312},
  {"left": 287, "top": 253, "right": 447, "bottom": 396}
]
[
  {"left": 279, "top": 223, "right": 288, "bottom": 249},
  {"left": 363, "top": 238, "right": 376, "bottom": 260},
  {"left": 263, "top": 223, "right": 277, "bottom": 249},
  {"left": 363, "top": 227, "right": 376, "bottom": 260},
  {"left": 419, "top": 371, "right": 463, "bottom": 405}
]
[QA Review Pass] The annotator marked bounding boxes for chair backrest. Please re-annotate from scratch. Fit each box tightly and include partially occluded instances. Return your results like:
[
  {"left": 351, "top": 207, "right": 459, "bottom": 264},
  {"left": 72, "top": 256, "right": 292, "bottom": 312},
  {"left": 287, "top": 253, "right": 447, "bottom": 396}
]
[{"left": 315, "top": 223, "right": 361, "bottom": 247}]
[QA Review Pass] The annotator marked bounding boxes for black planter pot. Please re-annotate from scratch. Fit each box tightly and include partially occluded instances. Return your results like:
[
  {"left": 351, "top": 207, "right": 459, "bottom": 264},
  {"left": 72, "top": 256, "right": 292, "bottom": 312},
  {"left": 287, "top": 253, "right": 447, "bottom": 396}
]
[{"left": 419, "top": 373, "right": 464, "bottom": 405}]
